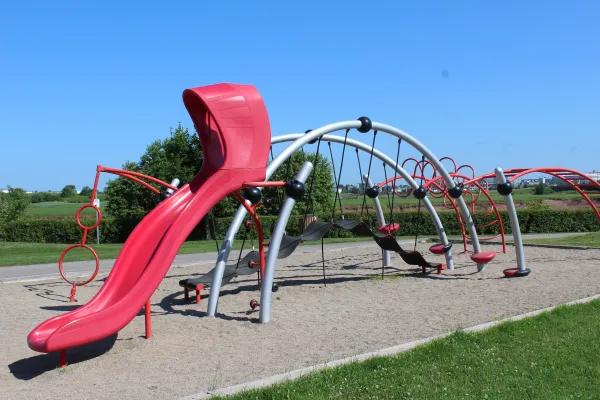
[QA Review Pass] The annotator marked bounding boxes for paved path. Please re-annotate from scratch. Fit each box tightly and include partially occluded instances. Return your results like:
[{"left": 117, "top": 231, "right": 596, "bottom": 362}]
[{"left": 0, "top": 233, "right": 586, "bottom": 283}]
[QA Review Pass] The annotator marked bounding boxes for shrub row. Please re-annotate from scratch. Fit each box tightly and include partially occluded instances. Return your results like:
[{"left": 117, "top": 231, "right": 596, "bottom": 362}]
[{"left": 3, "top": 209, "right": 599, "bottom": 244}]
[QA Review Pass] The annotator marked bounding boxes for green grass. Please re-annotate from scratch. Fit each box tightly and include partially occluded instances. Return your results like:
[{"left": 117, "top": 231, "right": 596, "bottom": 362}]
[
  {"left": 341, "top": 188, "right": 599, "bottom": 208},
  {"left": 24, "top": 201, "right": 107, "bottom": 217},
  {"left": 214, "top": 300, "right": 600, "bottom": 399},
  {"left": 526, "top": 231, "right": 600, "bottom": 247},
  {"left": 0, "top": 237, "right": 378, "bottom": 267}
]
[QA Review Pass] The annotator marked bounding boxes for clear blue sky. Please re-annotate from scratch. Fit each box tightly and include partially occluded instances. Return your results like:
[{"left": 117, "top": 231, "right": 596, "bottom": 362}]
[{"left": 1, "top": 0, "right": 599, "bottom": 191}]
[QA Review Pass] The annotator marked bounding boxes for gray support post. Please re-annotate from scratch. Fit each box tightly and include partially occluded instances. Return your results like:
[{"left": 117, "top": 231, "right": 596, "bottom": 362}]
[
  {"left": 422, "top": 198, "right": 454, "bottom": 270},
  {"left": 260, "top": 162, "right": 314, "bottom": 323},
  {"left": 495, "top": 168, "right": 528, "bottom": 272},
  {"left": 206, "top": 205, "right": 250, "bottom": 316},
  {"left": 362, "top": 175, "right": 391, "bottom": 267}
]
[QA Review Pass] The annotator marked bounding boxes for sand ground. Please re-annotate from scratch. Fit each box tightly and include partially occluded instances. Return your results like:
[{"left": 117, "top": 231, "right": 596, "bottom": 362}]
[{"left": 1, "top": 243, "right": 600, "bottom": 400}]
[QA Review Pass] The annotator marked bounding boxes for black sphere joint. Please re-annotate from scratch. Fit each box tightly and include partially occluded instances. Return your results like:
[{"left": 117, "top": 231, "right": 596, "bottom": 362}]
[
  {"left": 413, "top": 185, "right": 427, "bottom": 200},
  {"left": 243, "top": 187, "right": 262, "bottom": 204},
  {"left": 285, "top": 180, "right": 305, "bottom": 200},
  {"left": 497, "top": 181, "right": 514, "bottom": 196},
  {"left": 357, "top": 116, "right": 372, "bottom": 133},
  {"left": 159, "top": 190, "right": 170, "bottom": 201},
  {"left": 366, "top": 185, "right": 380, "bottom": 199},
  {"left": 264, "top": 198, "right": 273, "bottom": 208},
  {"left": 448, "top": 183, "right": 464, "bottom": 199},
  {"left": 305, "top": 129, "right": 318, "bottom": 144},
  {"left": 272, "top": 282, "right": 279, "bottom": 292}
]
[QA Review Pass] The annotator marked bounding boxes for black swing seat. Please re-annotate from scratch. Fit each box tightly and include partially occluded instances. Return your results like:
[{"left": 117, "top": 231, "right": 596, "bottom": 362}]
[
  {"left": 300, "top": 221, "right": 332, "bottom": 241},
  {"left": 179, "top": 250, "right": 262, "bottom": 290},
  {"left": 330, "top": 220, "right": 445, "bottom": 274}
]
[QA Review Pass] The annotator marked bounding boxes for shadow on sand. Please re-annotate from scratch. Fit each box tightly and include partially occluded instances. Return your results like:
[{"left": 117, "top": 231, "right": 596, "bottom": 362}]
[{"left": 8, "top": 334, "right": 118, "bottom": 380}]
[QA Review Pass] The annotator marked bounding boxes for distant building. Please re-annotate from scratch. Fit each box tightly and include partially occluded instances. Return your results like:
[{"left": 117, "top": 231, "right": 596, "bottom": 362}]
[{"left": 587, "top": 170, "right": 600, "bottom": 182}]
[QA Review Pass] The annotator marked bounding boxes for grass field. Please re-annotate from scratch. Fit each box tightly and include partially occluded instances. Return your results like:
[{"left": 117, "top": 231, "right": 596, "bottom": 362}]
[
  {"left": 526, "top": 231, "right": 600, "bottom": 247},
  {"left": 0, "top": 237, "right": 382, "bottom": 267},
  {"left": 341, "top": 187, "right": 599, "bottom": 207},
  {"left": 24, "top": 201, "right": 107, "bottom": 217},
  {"left": 22, "top": 189, "right": 600, "bottom": 217},
  {"left": 214, "top": 299, "right": 600, "bottom": 399}
]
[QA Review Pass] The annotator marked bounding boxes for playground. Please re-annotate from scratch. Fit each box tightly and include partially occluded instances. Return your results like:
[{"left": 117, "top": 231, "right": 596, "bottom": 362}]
[
  {"left": 2, "top": 83, "right": 600, "bottom": 399},
  {"left": 2, "top": 242, "right": 600, "bottom": 399}
]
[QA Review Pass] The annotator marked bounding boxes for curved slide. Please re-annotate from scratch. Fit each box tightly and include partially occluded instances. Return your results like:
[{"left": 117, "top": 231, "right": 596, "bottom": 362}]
[{"left": 27, "top": 82, "right": 272, "bottom": 357}]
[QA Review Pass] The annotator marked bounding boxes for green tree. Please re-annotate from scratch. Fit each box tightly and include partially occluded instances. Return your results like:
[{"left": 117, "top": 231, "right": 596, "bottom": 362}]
[
  {"left": 0, "top": 186, "right": 31, "bottom": 233},
  {"left": 105, "top": 123, "right": 204, "bottom": 219},
  {"left": 61, "top": 184, "right": 77, "bottom": 198},
  {"left": 262, "top": 150, "right": 334, "bottom": 219},
  {"left": 80, "top": 186, "right": 93, "bottom": 197}
]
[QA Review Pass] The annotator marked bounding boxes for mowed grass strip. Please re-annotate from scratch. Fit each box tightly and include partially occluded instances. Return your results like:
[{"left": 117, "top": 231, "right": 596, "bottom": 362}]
[
  {"left": 0, "top": 237, "right": 380, "bottom": 267},
  {"left": 525, "top": 231, "right": 600, "bottom": 247},
  {"left": 214, "top": 300, "right": 600, "bottom": 400},
  {"left": 24, "top": 201, "right": 107, "bottom": 217}
]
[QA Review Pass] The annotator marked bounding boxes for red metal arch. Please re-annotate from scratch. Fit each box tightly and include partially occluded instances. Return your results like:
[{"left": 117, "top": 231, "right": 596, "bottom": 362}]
[
  {"left": 377, "top": 172, "right": 506, "bottom": 254},
  {"left": 467, "top": 167, "right": 600, "bottom": 221}
]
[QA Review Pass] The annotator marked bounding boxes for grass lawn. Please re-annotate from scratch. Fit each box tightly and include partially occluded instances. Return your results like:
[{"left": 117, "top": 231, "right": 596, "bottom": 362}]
[
  {"left": 214, "top": 299, "right": 600, "bottom": 399},
  {"left": 525, "top": 231, "right": 600, "bottom": 247},
  {"left": 341, "top": 188, "right": 599, "bottom": 208},
  {"left": 24, "top": 201, "right": 107, "bottom": 217},
  {"left": 0, "top": 237, "right": 382, "bottom": 267}
]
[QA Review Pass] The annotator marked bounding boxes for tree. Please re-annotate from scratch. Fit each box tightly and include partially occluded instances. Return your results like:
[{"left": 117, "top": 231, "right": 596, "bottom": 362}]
[
  {"left": 105, "top": 123, "right": 204, "bottom": 220},
  {"left": 0, "top": 186, "right": 31, "bottom": 227},
  {"left": 61, "top": 184, "right": 77, "bottom": 198},
  {"left": 80, "top": 186, "right": 93, "bottom": 197},
  {"left": 261, "top": 150, "right": 334, "bottom": 219}
]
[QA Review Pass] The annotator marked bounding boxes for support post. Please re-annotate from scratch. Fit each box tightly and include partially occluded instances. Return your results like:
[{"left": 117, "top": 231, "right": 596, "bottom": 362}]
[
  {"left": 260, "top": 162, "right": 313, "bottom": 323},
  {"left": 144, "top": 299, "right": 152, "bottom": 339},
  {"left": 362, "top": 175, "right": 390, "bottom": 268},
  {"left": 59, "top": 350, "right": 67, "bottom": 368},
  {"left": 495, "top": 168, "right": 528, "bottom": 274}
]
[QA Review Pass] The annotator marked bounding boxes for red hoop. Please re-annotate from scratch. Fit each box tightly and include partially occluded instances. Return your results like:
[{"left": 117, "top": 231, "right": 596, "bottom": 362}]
[
  {"left": 75, "top": 204, "right": 102, "bottom": 230},
  {"left": 59, "top": 244, "right": 100, "bottom": 286}
]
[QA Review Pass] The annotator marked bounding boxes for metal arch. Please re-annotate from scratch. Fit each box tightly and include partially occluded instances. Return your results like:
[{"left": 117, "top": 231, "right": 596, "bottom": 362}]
[
  {"left": 467, "top": 167, "right": 600, "bottom": 221},
  {"left": 273, "top": 133, "right": 454, "bottom": 269},
  {"left": 371, "top": 122, "right": 484, "bottom": 269},
  {"left": 206, "top": 120, "right": 475, "bottom": 316}
]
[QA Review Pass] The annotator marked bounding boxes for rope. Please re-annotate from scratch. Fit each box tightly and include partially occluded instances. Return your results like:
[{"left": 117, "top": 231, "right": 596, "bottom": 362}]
[
  {"left": 328, "top": 140, "right": 344, "bottom": 221},
  {"left": 234, "top": 225, "right": 248, "bottom": 275},
  {"left": 413, "top": 155, "right": 425, "bottom": 251},
  {"left": 321, "top": 236, "right": 327, "bottom": 287},
  {"left": 270, "top": 146, "right": 284, "bottom": 208},
  {"left": 356, "top": 149, "right": 369, "bottom": 221},
  {"left": 390, "top": 139, "right": 402, "bottom": 228},
  {"left": 302, "top": 138, "right": 322, "bottom": 233},
  {"left": 383, "top": 163, "right": 393, "bottom": 222},
  {"left": 210, "top": 211, "right": 219, "bottom": 252}
]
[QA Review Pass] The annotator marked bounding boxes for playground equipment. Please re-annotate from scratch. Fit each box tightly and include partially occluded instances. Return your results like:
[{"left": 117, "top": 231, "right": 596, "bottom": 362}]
[
  {"left": 469, "top": 167, "right": 600, "bottom": 277},
  {"left": 32, "top": 81, "right": 594, "bottom": 368}
]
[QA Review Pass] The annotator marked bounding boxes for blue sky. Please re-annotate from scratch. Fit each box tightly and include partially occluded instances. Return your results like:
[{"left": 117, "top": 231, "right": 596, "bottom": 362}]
[{"left": 1, "top": 0, "right": 599, "bottom": 191}]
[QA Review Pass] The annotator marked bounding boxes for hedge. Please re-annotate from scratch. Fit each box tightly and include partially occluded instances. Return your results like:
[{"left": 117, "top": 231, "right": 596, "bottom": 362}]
[{"left": 2, "top": 209, "right": 599, "bottom": 244}]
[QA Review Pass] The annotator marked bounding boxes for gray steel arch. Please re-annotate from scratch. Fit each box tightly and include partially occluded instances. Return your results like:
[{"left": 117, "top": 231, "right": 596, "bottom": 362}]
[{"left": 206, "top": 120, "right": 481, "bottom": 317}]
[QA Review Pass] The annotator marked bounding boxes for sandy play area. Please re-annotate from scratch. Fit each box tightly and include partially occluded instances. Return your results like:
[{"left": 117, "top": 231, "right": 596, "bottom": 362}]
[{"left": 2, "top": 242, "right": 600, "bottom": 400}]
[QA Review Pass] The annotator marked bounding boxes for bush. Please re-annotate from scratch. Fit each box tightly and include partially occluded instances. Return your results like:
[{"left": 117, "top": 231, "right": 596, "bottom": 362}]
[
  {"left": 30, "top": 192, "right": 62, "bottom": 203},
  {"left": 4, "top": 209, "right": 600, "bottom": 244}
]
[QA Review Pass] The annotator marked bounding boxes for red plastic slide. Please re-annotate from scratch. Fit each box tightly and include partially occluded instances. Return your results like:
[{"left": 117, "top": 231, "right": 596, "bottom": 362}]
[{"left": 27, "top": 83, "right": 272, "bottom": 358}]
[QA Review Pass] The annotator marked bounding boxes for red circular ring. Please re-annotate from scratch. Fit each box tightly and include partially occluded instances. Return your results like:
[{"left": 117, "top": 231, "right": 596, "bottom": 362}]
[
  {"left": 76, "top": 204, "right": 102, "bottom": 230},
  {"left": 59, "top": 244, "right": 100, "bottom": 286}
]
